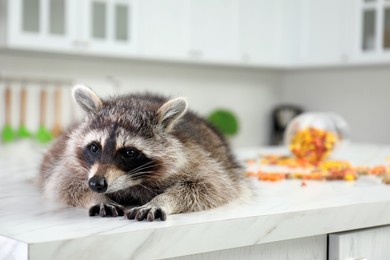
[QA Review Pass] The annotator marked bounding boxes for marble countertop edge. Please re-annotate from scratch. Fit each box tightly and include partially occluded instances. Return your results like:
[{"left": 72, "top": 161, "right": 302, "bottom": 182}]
[{"left": 16, "top": 199, "right": 390, "bottom": 260}]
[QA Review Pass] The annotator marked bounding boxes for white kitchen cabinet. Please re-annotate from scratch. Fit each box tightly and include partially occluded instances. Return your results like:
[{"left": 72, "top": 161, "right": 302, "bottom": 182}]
[
  {"left": 0, "top": 0, "right": 137, "bottom": 56},
  {"left": 138, "top": 0, "right": 190, "bottom": 60},
  {"left": 5, "top": 0, "right": 390, "bottom": 68},
  {"left": 80, "top": 0, "right": 138, "bottom": 56},
  {"left": 349, "top": 0, "right": 390, "bottom": 63},
  {"left": 188, "top": 0, "right": 239, "bottom": 63},
  {"left": 139, "top": 0, "right": 241, "bottom": 64},
  {"left": 137, "top": 0, "right": 390, "bottom": 67},
  {"left": 3, "top": 0, "right": 77, "bottom": 51},
  {"left": 297, "top": 0, "right": 352, "bottom": 65},
  {"left": 329, "top": 225, "right": 390, "bottom": 260},
  {"left": 169, "top": 235, "right": 327, "bottom": 260},
  {"left": 292, "top": 0, "right": 390, "bottom": 66},
  {"left": 238, "top": 0, "right": 285, "bottom": 66}
]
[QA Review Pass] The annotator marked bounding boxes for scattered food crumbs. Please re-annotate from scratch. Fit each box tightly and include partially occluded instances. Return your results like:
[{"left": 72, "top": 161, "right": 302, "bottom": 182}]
[
  {"left": 258, "top": 172, "right": 287, "bottom": 182},
  {"left": 368, "top": 165, "right": 387, "bottom": 176},
  {"left": 244, "top": 154, "right": 390, "bottom": 184},
  {"left": 244, "top": 128, "right": 390, "bottom": 184}
]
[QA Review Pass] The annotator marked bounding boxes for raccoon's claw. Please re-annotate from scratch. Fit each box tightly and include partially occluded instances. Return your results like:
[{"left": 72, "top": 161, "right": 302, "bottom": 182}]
[
  {"left": 125, "top": 206, "right": 167, "bottom": 222},
  {"left": 89, "top": 203, "right": 125, "bottom": 217}
]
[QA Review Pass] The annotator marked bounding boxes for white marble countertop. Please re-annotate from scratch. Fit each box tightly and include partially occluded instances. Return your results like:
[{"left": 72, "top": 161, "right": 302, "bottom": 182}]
[{"left": 2, "top": 142, "right": 390, "bottom": 259}]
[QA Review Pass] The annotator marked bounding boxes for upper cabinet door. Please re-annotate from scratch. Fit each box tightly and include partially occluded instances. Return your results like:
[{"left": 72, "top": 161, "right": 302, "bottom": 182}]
[
  {"left": 81, "top": 0, "right": 138, "bottom": 56},
  {"left": 188, "top": 0, "right": 239, "bottom": 63},
  {"left": 138, "top": 0, "right": 190, "bottom": 60},
  {"left": 298, "top": 0, "right": 351, "bottom": 65},
  {"left": 7, "top": 0, "right": 76, "bottom": 51},
  {"left": 238, "top": 0, "right": 284, "bottom": 65},
  {"left": 351, "top": 0, "right": 390, "bottom": 62}
]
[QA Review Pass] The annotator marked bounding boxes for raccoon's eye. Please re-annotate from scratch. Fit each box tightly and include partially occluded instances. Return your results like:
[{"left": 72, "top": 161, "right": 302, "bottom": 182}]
[
  {"left": 121, "top": 148, "right": 138, "bottom": 160},
  {"left": 89, "top": 143, "right": 100, "bottom": 153}
]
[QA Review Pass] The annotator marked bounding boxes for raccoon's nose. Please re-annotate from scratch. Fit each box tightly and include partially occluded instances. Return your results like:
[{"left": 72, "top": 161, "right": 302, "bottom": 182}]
[{"left": 88, "top": 176, "right": 108, "bottom": 193}]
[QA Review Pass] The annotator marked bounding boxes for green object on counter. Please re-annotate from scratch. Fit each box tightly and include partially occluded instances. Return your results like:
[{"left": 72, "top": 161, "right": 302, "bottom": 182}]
[
  {"left": 36, "top": 125, "right": 53, "bottom": 143},
  {"left": 207, "top": 109, "right": 239, "bottom": 137},
  {"left": 36, "top": 89, "right": 52, "bottom": 144},
  {"left": 17, "top": 125, "right": 31, "bottom": 138},
  {"left": 2, "top": 87, "right": 14, "bottom": 143},
  {"left": 2, "top": 124, "right": 15, "bottom": 143}
]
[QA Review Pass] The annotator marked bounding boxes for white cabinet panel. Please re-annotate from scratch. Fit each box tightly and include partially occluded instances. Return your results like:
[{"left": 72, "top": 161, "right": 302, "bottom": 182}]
[
  {"left": 139, "top": 0, "right": 190, "bottom": 59},
  {"left": 189, "top": 0, "right": 239, "bottom": 63},
  {"left": 329, "top": 225, "right": 390, "bottom": 260},
  {"left": 239, "top": 0, "right": 284, "bottom": 65},
  {"left": 2, "top": 0, "right": 138, "bottom": 56},
  {"left": 139, "top": 0, "right": 240, "bottom": 63},
  {"left": 7, "top": 0, "right": 77, "bottom": 51},
  {"left": 349, "top": 0, "right": 390, "bottom": 63},
  {"left": 298, "top": 0, "right": 351, "bottom": 65},
  {"left": 81, "top": 0, "right": 138, "bottom": 56},
  {"left": 169, "top": 235, "right": 327, "bottom": 260}
]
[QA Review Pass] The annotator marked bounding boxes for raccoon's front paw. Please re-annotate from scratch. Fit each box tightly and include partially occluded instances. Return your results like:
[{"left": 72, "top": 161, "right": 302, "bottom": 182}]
[
  {"left": 89, "top": 203, "right": 125, "bottom": 217},
  {"left": 125, "top": 206, "right": 167, "bottom": 222}
]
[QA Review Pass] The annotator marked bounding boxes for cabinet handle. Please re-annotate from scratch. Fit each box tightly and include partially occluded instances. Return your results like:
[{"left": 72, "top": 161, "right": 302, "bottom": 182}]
[
  {"left": 340, "top": 54, "right": 349, "bottom": 63},
  {"left": 72, "top": 40, "right": 81, "bottom": 47},
  {"left": 72, "top": 40, "right": 89, "bottom": 48},
  {"left": 242, "top": 53, "right": 251, "bottom": 62},
  {"left": 79, "top": 41, "right": 90, "bottom": 48},
  {"left": 188, "top": 50, "right": 203, "bottom": 59}
]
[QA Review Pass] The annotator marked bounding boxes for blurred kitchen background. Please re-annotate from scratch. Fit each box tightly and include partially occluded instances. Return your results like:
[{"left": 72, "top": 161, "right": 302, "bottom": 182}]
[{"left": 0, "top": 0, "right": 390, "bottom": 148}]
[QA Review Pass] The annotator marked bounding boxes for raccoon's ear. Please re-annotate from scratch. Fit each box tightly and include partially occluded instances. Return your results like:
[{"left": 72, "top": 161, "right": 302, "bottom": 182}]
[
  {"left": 72, "top": 85, "right": 103, "bottom": 114},
  {"left": 157, "top": 97, "right": 188, "bottom": 132}
]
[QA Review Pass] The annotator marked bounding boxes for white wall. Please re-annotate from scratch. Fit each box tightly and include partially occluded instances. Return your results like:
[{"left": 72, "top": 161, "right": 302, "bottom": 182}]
[
  {"left": 281, "top": 66, "right": 390, "bottom": 145},
  {"left": 0, "top": 51, "right": 282, "bottom": 147}
]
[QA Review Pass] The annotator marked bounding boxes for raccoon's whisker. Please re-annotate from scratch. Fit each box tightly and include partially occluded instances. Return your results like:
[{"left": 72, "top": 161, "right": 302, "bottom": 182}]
[
  {"left": 127, "top": 165, "right": 157, "bottom": 176},
  {"left": 126, "top": 161, "right": 155, "bottom": 175},
  {"left": 127, "top": 165, "right": 154, "bottom": 175},
  {"left": 137, "top": 183, "right": 159, "bottom": 196},
  {"left": 126, "top": 161, "right": 161, "bottom": 175},
  {"left": 130, "top": 171, "right": 155, "bottom": 178},
  {"left": 127, "top": 168, "right": 152, "bottom": 177}
]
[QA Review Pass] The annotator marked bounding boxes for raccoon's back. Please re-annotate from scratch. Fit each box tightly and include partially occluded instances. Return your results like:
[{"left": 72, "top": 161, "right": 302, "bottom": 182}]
[{"left": 172, "top": 110, "right": 240, "bottom": 171}]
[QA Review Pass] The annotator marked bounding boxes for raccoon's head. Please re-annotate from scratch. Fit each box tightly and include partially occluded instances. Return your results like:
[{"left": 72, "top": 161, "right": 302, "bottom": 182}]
[{"left": 70, "top": 85, "right": 188, "bottom": 194}]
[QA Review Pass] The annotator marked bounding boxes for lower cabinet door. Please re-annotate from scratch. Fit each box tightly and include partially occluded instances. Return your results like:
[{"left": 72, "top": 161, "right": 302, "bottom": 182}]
[
  {"left": 169, "top": 235, "right": 327, "bottom": 260},
  {"left": 329, "top": 225, "right": 390, "bottom": 260}
]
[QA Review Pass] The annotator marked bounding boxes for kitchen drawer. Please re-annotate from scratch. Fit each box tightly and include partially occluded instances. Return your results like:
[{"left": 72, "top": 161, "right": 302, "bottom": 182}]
[
  {"left": 169, "top": 235, "right": 327, "bottom": 260},
  {"left": 329, "top": 225, "right": 390, "bottom": 260}
]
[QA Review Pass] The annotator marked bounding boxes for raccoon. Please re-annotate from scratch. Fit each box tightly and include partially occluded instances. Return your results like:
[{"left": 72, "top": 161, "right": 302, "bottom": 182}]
[{"left": 39, "top": 85, "right": 249, "bottom": 221}]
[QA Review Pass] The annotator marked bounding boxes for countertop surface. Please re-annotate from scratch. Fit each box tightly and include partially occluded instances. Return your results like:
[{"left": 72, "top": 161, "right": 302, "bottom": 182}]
[{"left": 2, "top": 142, "right": 390, "bottom": 259}]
